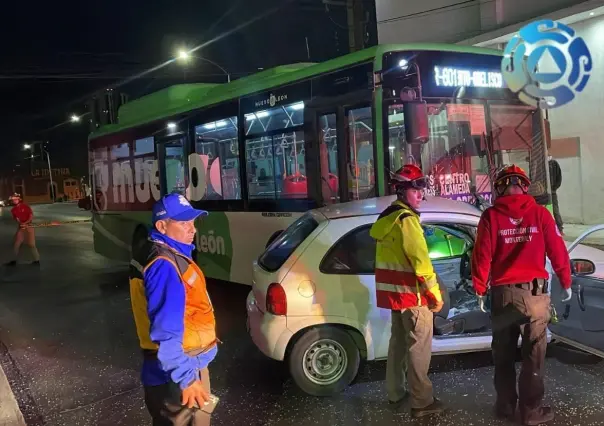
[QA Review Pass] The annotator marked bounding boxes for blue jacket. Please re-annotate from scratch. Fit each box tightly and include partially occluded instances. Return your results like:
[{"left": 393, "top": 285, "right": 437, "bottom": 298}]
[{"left": 132, "top": 230, "right": 218, "bottom": 389}]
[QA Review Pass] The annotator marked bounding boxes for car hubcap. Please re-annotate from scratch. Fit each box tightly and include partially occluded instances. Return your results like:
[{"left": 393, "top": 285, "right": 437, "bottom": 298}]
[{"left": 302, "top": 339, "right": 348, "bottom": 385}]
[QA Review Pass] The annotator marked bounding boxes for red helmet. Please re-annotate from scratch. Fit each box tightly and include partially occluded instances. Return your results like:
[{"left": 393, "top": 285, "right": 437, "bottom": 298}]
[
  {"left": 494, "top": 164, "right": 531, "bottom": 190},
  {"left": 390, "top": 164, "right": 427, "bottom": 190}
]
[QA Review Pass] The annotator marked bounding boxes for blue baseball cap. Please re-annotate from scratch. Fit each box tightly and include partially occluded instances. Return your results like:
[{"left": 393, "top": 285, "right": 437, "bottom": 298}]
[{"left": 152, "top": 193, "right": 208, "bottom": 224}]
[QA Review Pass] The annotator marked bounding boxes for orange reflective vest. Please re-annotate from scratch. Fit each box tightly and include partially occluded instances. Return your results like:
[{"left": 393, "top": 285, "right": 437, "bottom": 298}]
[{"left": 129, "top": 241, "right": 217, "bottom": 353}]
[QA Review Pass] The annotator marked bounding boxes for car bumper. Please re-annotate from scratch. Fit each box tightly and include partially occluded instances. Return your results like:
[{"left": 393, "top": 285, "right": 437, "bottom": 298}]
[{"left": 246, "top": 291, "right": 292, "bottom": 361}]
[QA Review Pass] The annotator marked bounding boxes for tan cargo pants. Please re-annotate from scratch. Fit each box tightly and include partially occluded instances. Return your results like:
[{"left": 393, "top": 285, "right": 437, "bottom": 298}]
[{"left": 386, "top": 306, "right": 435, "bottom": 409}]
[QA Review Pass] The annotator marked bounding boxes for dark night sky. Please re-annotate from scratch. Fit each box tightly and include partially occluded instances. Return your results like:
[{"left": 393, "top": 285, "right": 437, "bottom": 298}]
[{"left": 0, "top": 0, "right": 375, "bottom": 176}]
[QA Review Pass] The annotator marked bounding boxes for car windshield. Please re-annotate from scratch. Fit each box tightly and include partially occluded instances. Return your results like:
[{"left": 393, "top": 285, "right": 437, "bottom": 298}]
[{"left": 258, "top": 214, "right": 319, "bottom": 272}]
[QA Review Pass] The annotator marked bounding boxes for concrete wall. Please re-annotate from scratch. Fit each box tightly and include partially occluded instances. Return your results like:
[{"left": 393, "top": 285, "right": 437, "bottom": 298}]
[
  {"left": 376, "top": 0, "right": 586, "bottom": 44},
  {"left": 377, "top": 0, "right": 603, "bottom": 225},
  {"left": 376, "top": 0, "right": 483, "bottom": 43},
  {"left": 479, "top": 15, "right": 603, "bottom": 225},
  {"left": 545, "top": 16, "right": 604, "bottom": 224}
]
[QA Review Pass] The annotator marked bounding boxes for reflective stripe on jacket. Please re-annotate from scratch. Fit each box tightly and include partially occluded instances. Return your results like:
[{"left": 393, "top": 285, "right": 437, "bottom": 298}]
[{"left": 370, "top": 200, "right": 442, "bottom": 310}]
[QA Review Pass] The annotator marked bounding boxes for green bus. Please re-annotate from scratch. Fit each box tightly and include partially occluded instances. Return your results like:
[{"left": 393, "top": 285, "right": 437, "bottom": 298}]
[{"left": 89, "top": 43, "right": 552, "bottom": 285}]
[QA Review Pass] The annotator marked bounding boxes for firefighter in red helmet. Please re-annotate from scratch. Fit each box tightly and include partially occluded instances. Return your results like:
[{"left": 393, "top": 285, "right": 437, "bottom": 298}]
[
  {"left": 370, "top": 164, "right": 445, "bottom": 418},
  {"left": 472, "top": 165, "right": 571, "bottom": 425}
]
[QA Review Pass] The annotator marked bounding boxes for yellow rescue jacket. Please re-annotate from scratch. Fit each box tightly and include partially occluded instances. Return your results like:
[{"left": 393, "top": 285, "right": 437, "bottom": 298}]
[{"left": 370, "top": 200, "right": 442, "bottom": 310}]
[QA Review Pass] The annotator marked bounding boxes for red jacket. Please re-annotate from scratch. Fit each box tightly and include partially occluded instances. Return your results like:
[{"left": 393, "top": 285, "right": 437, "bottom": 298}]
[
  {"left": 12, "top": 203, "right": 33, "bottom": 224},
  {"left": 472, "top": 194, "right": 571, "bottom": 296}
]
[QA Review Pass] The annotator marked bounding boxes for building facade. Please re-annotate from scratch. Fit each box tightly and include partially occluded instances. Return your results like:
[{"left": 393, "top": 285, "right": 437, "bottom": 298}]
[
  {"left": 0, "top": 164, "right": 83, "bottom": 203},
  {"left": 376, "top": 0, "right": 604, "bottom": 224}
]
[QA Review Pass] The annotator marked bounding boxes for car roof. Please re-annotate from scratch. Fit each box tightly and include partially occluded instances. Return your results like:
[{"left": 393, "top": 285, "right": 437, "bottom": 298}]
[{"left": 315, "top": 195, "right": 483, "bottom": 220}]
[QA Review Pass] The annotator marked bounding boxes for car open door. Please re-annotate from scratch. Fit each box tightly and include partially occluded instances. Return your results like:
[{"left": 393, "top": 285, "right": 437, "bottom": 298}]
[{"left": 549, "top": 224, "right": 604, "bottom": 358}]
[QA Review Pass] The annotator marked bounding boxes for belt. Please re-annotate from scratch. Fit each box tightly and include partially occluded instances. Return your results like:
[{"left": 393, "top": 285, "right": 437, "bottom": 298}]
[{"left": 506, "top": 278, "right": 548, "bottom": 295}]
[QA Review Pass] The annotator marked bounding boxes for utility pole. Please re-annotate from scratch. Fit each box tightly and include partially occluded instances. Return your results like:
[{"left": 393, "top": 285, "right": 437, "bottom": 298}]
[
  {"left": 346, "top": 0, "right": 366, "bottom": 53},
  {"left": 302, "top": 0, "right": 367, "bottom": 54}
]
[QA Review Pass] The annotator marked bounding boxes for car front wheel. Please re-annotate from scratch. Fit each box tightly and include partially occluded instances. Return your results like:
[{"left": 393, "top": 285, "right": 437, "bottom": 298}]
[{"left": 288, "top": 326, "right": 361, "bottom": 396}]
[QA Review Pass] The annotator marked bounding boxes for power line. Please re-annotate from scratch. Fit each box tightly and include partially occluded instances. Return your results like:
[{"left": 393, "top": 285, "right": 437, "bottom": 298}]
[
  {"left": 16, "top": 0, "right": 298, "bottom": 127},
  {"left": 0, "top": 71, "right": 254, "bottom": 80},
  {"left": 378, "top": 0, "right": 484, "bottom": 24}
]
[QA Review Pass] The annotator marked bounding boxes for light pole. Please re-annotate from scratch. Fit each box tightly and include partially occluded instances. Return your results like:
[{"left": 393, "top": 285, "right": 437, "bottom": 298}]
[
  {"left": 24, "top": 142, "right": 55, "bottom": 202},
  {"left": 175, "top": 49, "right": 231, "bottom": 83}
]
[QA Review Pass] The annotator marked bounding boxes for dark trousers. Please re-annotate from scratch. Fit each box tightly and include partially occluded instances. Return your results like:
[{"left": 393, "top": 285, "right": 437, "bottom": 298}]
[
  {"left": 490, "top": 284, "right": 550, "bottom": 420},
  {"left": 552, "top": 191, "right": 563, "bottom": 232},
  {"left": 144, "top": 368, "right": 211, "bottom": 426}
]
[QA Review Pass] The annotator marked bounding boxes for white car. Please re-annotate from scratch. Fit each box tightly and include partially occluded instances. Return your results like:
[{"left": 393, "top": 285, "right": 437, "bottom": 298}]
[{"left": 246, "top": 196, "right": 604, "bottom": 396}]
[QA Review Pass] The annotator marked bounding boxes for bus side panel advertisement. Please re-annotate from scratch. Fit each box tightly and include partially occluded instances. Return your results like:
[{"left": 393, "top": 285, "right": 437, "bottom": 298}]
[
  {"left": 195, "top": 212, "right": 302, "bottom": 285},
  {"left": 195, "top": 212, "right": 233, "bottom": 282}
]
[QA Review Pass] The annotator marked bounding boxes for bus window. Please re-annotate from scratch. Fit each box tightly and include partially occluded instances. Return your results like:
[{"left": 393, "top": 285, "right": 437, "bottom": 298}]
[
  {"left": 134, "top": 137, "right": 155, "bottom": 200},
  {"left": 246, "top": 136, "right": 276, "bottom": 200},
  {"left": 195, "top": 117, "right": 241, "bottom": 200},
  {"left": 347, "top": 107, "right": 374, "bottom": 200},
  {"left": 134, "top": 136, "right": 154, "bottom": 156},
  {"left": 274, "top": 131, "right": 306, "bottom": 199},
  {"left": 487, "top": 104, "right": 545, "bottom": 198},
  {"left": 163, "top": 138, "right": 187, "bottom": 195},
  {"left": 110, "top": 142, "right": 133, "bottom": 202},
  {"left": 245, "top": 102, "right": 305, "bottom": 135},
  {"left": 319, "top": 113, "right": 339, "bottom": 204},
  {"left": 246, "top": 131, "right": 307, "bottom": 200}
]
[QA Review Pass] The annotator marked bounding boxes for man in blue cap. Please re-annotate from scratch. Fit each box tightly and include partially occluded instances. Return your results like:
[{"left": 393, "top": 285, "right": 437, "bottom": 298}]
[{"left": 129, "top": 193, "right": 218, "bottom": 426}]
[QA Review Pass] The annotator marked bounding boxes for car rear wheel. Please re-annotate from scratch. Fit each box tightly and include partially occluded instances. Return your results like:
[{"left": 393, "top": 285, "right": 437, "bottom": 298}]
[{"left": 288, "top": 327, "right": 360, "bottom": 396}]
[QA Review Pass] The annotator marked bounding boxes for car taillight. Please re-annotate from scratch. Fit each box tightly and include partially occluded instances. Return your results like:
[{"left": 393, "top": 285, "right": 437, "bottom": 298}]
[{"left": 266, "top": 283, "right": 287, "bottom": 316}]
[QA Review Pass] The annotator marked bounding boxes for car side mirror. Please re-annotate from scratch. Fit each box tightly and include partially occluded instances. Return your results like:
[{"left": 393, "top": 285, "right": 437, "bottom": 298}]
[
  {"left": 571, "top": 259, "right": 595, "bottom": 276},
  {"left": 460, "top": 250, "right": 472, "bottom": 280}
]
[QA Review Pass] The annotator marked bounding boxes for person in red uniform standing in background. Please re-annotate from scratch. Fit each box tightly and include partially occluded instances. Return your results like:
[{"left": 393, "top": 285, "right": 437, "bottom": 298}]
[
  {"left": 6, "top": 193, "right": 40, "bottom": 266},
  {"left": 471, "top": 165, "right": 571, "bottom": 426}
]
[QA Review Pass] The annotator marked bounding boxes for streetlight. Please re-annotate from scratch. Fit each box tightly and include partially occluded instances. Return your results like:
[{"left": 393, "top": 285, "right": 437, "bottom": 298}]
[
  {"left": 174, "top": 50, "right": 231, "bottom": 83},
  {"left": 23, "top": 142, "right": 55, "bottom": 202},
  {"left": 178, "top": 50, "right": 191, "bottom": 61},
  {"left": 70, "top": 114, "right": 81, "bottom": 123}
]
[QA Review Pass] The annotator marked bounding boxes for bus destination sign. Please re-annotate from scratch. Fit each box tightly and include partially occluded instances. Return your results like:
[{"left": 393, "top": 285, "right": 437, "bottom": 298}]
[{"left": 433, "top": 66, "right": 504, "bottom": 89}]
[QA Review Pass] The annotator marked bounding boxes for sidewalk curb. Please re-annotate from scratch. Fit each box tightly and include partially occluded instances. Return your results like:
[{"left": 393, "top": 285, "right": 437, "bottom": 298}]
[{"left": 0, "top": 365, "right": 25, "bottom": 426}]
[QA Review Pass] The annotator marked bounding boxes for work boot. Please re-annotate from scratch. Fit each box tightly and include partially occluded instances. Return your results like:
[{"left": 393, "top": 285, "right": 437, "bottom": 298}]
[
  {"left": 522, "top": 406, "right": 554, "bottom": 426},
  {"left": 4, "top": 260, "right": 17, "bottom": 267},
  {"left": 411, "top": 398, "right": 446, "bottom": 418}
]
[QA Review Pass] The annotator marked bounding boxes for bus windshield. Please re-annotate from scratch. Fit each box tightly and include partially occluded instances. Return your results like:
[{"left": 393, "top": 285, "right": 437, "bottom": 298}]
[
  {"left": 388, "top": 101, "right": 544, "bottom": 205},
  {"left": 383, "top": 50, "right": 549, "bottom": 206}
]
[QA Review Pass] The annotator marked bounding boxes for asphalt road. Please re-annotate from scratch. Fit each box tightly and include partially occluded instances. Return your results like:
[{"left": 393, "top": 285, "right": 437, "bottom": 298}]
[{"left": 0, "top": 204, "right": 603, "bottom": 425}]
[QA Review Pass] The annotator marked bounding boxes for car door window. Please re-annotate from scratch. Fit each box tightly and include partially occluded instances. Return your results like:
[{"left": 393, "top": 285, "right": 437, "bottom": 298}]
[
  {"left": 423, "top": 224, "right": 469, "bottom": 260},
  {"left": 321, "top": 225, "right": 375, "bottom": 274}
]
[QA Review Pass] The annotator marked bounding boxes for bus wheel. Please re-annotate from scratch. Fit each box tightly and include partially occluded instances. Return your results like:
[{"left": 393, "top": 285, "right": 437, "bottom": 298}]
[
  {"left": 132, "top": 226, "right": 148, "bottom": 255},
  {"left": 288, "top": 327, "right": 360, "bottom": 396},
  {"left": 266, "top": 230, "right": 283, "bottom": 249}
]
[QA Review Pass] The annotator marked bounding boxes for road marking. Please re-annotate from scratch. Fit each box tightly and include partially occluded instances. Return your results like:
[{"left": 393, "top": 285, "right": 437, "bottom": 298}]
[
  {"left": 0, "top": 365, "right": 25, "bottom": 426},
  {"left": 21, "top": 219, "right": 92, "bottom": 229}
]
